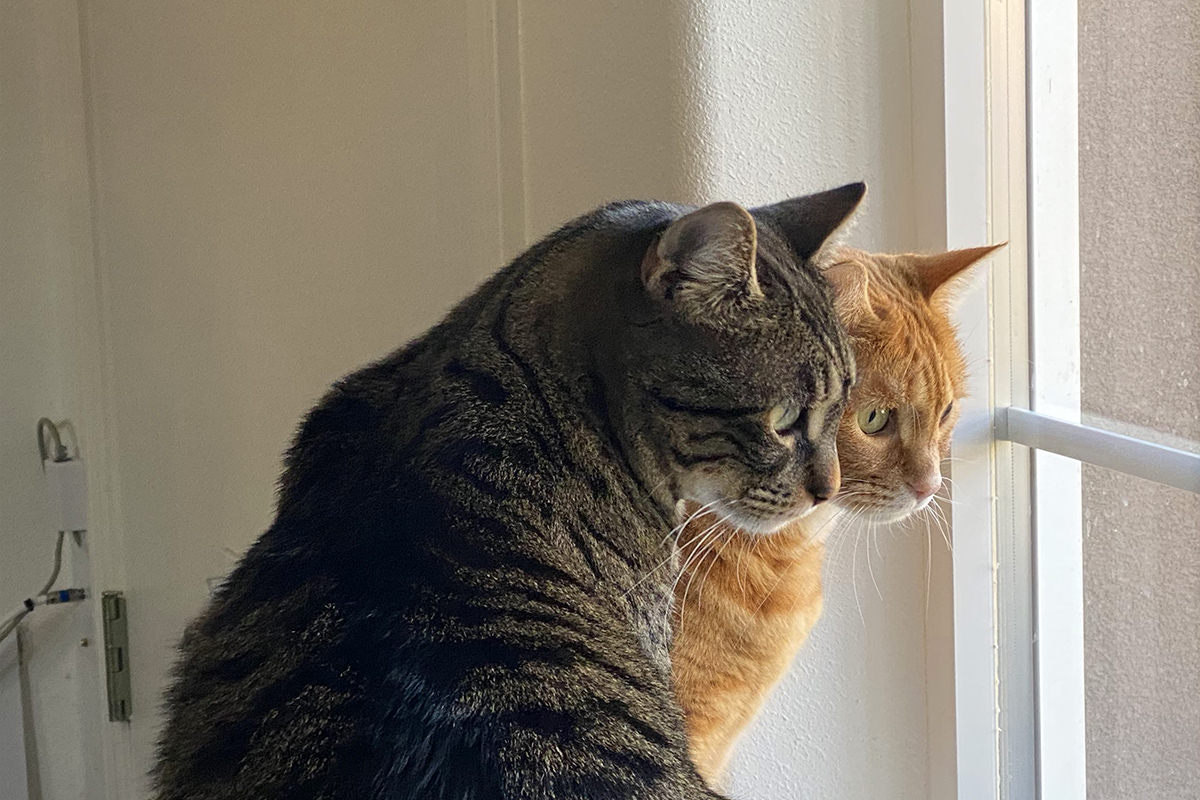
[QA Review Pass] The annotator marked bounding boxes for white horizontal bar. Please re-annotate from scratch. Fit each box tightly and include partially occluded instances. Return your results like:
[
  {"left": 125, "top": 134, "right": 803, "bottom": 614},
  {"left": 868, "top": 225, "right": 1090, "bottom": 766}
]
[{"left": 996, "top": 407, "right": 1200, "bottom": 494}]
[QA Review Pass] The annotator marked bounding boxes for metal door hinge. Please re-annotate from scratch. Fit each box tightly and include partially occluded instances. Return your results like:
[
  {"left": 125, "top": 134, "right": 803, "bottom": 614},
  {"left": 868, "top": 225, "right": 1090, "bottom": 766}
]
[{"left": 101, "top": 591, "right": 132, "bottom": 721}]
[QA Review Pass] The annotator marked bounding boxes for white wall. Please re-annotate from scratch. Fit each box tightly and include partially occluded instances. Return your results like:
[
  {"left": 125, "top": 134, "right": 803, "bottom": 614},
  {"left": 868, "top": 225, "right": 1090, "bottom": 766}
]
[
  {"left": 1, "top": 2, "right": 121, "bottom": 798},
  {"left": 3, "top": 2, "right": 925, "bottom": 797},
  {"left": 684, "top": 4, "right": 928, "bottom": 798},
  {"left": 77, "top": 2, "right": 510, "bottom": 789}
]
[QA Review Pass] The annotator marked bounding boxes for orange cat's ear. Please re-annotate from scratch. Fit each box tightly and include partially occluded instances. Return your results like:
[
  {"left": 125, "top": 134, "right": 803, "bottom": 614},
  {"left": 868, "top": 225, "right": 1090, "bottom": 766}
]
[
  {"left": 822, "top": 256, "right": 876, "bottom": 322},
  {"left": 915, "top": 243, "right": 1005, "bottom": 302}
]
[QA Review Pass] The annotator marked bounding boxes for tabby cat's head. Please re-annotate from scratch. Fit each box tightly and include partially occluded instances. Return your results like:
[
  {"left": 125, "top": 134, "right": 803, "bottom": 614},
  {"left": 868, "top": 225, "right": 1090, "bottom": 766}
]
[
  {"left": 604, "top": 184, "right": 864, "bottom": 535},
  {"left": 821, "top": 244, "right": 1002, "bottom": 523}
]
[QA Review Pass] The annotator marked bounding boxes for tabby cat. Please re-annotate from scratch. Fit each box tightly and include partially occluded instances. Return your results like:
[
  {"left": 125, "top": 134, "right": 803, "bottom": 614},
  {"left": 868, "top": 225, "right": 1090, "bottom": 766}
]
[
  {"left": 671, "top": 243, "right": 1002, "bottom": 784},
  {"left": 152, "top": 184, "right": 865, "bottom": 799}
]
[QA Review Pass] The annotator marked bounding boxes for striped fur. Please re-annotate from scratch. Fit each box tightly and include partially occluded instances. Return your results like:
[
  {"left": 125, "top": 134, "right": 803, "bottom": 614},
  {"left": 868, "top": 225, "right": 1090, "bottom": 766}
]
[{"left": 152, "top": 186, "right": 861, "bottom": 799}]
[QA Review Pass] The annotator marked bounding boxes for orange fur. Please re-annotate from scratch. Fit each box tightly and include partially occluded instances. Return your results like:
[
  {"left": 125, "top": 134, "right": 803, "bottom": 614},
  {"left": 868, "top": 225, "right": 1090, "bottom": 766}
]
[{"left": 671, "top": 244, "right": 1002, "bottom": 785}]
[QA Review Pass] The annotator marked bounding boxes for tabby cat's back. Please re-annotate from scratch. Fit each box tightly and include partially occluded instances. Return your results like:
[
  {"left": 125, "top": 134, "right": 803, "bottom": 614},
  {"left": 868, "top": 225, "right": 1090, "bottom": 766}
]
[{"left": 153, "top": 186, "right": 864, "bottom": 799}]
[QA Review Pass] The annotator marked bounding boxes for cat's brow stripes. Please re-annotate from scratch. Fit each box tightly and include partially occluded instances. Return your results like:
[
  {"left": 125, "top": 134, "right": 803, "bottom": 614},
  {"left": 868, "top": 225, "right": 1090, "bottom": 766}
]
[
  {"left": 669, "top": 444, "right": 736, "bottom": 469},
  {"left": 645, "top": 387, "right": 761, "bottom": 420},
  {"left": 805, "top": 391, "right": 843, "bottom": 443},
  {"left": 898, "top": 313, "right": 953, "bottom": 429},
  {"left": 685, "top": 429, "right": 751, "bottom": 459}
]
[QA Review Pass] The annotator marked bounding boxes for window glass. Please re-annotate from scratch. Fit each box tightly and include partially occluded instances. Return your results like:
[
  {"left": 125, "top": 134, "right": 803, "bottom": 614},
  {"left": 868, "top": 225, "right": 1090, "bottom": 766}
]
[
  {"left": 1078, "top": 0, "right": 1200, "bottom": 455},
  {"left": 1078, "top": 3, "right": 1200, "bottom": 797},
  {"left": 1082, "top": 464, "right": 1200, "bottom": 798}
]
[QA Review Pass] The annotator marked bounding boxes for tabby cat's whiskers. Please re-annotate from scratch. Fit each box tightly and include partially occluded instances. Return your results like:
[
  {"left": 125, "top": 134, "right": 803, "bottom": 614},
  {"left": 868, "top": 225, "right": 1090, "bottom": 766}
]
[{"left": 626, "top": 500, "right": 721, "bottom": 599}]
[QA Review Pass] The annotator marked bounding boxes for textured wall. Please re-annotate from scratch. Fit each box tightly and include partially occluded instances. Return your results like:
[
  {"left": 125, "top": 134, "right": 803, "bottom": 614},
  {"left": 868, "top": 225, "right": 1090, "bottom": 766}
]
[
  {"left": 1078, "top": 1, "right": 1200, "bottom": 797},
  {"left": 697, "top": 3, "right": 928, "bottom": 798}
]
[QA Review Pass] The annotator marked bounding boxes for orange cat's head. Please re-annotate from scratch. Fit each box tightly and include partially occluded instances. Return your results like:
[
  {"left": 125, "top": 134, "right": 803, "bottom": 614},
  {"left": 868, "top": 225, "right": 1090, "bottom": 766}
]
[{"left": 821, "top": 244, "right": 1002, "bottom": 523}]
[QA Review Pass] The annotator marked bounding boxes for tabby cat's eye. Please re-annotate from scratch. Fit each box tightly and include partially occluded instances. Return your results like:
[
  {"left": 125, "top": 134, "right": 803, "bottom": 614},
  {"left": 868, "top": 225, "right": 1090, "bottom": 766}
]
[
  {"left": 941, "top": 402, "right": 954, "bottom": 424},
  {"left": 768, "top": 401, "right": 803, "bottom": 434},
  {"left": 857, "top": 407, "right": 891, "bottom": 435}
]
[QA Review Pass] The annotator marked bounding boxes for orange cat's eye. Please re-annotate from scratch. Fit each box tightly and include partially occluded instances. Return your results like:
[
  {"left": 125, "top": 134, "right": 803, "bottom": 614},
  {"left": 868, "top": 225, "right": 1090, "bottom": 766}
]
[
  {"left": 856, "top": 407, "right": 891, "bottom": 435},
  {"left": 940, "top": 402, "right": 954, "bottom": 424}
]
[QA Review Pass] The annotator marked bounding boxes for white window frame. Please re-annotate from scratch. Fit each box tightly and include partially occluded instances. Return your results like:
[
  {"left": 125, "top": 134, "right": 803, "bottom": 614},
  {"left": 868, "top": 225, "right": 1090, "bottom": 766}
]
[
  {"left": 936, "top": 2, "right": 1200, "bottom": 799},
  {"left": 925, "top": 1, "right": 1036, "bottom": 797}
]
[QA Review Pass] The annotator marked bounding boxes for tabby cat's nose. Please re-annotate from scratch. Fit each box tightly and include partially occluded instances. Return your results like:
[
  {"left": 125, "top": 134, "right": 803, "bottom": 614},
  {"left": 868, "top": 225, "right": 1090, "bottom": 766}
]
[{"left": 807, "top": 477, "right": 836, "bottom": 505}]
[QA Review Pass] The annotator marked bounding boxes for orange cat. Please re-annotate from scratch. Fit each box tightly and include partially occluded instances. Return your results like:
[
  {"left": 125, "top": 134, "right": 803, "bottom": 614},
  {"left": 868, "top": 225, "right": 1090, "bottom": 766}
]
[{"left": 670, "top": 243, "right": 1002, "bottom": 784}]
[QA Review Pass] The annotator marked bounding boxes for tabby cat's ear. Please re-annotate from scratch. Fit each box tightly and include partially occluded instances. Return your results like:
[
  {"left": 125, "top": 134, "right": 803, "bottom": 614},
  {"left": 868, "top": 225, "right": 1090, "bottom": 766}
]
[
  {"left": 642, "top": 201, "right": 762, "bottom": 310},
  {"left": 752, "top": 182, "right": 867, "bottom": 261},
  {"left": 914, "top": 243, "right": 1005, "bottom": 303}
]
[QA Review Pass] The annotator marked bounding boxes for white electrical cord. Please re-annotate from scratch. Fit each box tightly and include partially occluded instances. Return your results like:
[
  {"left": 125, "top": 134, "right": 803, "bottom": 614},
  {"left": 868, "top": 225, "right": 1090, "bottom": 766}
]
[{"left": 0, "top": 531, "right": 81, "bottom": 645}]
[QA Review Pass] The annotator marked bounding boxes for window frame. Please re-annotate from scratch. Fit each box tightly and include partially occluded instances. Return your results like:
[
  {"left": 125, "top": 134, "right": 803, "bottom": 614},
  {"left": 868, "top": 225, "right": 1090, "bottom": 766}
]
[
  {"left": 937, "top": 2, "right": 1200, "bottom": 799},
  {"left": 935, "top": 1, "right": 1038, "bottom": 797}
]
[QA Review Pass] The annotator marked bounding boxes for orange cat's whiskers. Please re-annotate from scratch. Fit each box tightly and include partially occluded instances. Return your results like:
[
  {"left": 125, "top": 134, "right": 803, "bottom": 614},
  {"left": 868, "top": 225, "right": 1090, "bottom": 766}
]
[
  {"left": 936, "top": 475, "right": 964, "bottom": 506},
  {"left": 673, "top": 513, "right": 735, "bottom": 632},
  {"left": 823, "top": 516, "right": 856, "bottom": 574},
  {"left": 926, "top": 501, "right": 952, "bottom": 552},
  {"left": 909, "top": 499, "right": 951, "bottom": 556},
  {"left": 866, "top": 526, "right": 884, "bottom": 602},
  {"left": 923, "top": 512, "right": 934, "bottom": 619},
  {"left": 826, "top": 504, "right": 873, "bottom": 623},
  {"left": 663, "top": 500, "right": 721, "bottom": 547},
  {"left": 664, "top": 518, "right": 729, "bottom": 642},
  {"left": 823, "top": 499, "right": 871, "bottom": 573},
  {"left": 851, "top": 520, "right": 866, "bottom": 625}
]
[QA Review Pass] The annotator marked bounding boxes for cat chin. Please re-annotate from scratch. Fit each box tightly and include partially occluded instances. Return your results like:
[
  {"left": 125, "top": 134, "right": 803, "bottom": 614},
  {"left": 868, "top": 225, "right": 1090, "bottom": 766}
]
[
  {"left": 870, "top": 509, "right": 916, "bottom": 525},
  {"left": 835, "top": 501, "right": 926, "bottom": 525},
  {"left": 710, "top": 502, "right": 813, "bottom": 537},
  {"left": 834, "top": 497, "right": 926, "bottom": 526}
]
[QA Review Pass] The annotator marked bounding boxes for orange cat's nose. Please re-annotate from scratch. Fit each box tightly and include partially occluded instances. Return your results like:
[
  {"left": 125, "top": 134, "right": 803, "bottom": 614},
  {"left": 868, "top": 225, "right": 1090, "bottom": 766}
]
[{"left": 907, "top": 475, "right": 942, "bottom": 501}]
